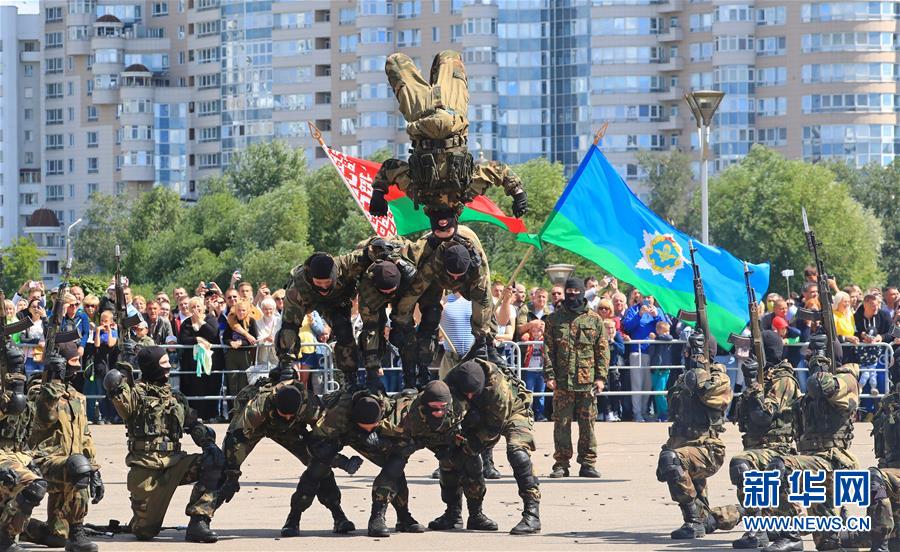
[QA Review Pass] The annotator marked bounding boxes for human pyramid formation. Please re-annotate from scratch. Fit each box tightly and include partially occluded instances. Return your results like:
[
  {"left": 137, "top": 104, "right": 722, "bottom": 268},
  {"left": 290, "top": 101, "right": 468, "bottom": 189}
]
[{"left": 0, "top": 50, "right": 557, "bottom": 552}]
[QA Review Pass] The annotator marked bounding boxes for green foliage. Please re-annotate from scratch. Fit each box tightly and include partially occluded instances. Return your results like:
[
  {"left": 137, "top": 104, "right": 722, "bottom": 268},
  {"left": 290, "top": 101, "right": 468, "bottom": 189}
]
[
  {"left": 72, "top": 194, "right": 130, "bottom": 274},
  {"left": 303, "top": 165, "right": 370, "bottom": 254},
  {"left": 829, "top": 159, "right": 900, "bottom": 285},
  {"left": 224, "top": 141, "right": 307, "bottom": 200},
  {"left": 69, "top": 275, "right": 111, "bottom": 299},
  {"left": 708, "top": 146, "right": 884, "bottom": 289},
  {"left": 636, "top": 149, "right": 698, "bottom": 234},
  {"left": 1, "top": 237, "right": 43, "bottom": 295}
]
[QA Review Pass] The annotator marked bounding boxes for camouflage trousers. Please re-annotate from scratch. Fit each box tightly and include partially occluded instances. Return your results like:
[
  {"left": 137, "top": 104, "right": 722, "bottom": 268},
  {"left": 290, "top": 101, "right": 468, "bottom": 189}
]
[
  {"left": 385, "top": 51, "right": 468, "bottom": 138},
  {"left": 0, "top": 450, "right": 43, "bottom": 537},
  {"left": 870, "top": 466, "right": 900, "bottom": 542},
  {"left": 127, "top": 452, "right": 217, "bottom": 540},
  {"left": 713, "top": 445, "right": 798, "bottom": 532},
  {"left": 551, "top": 388, "right": 597, "bottom": 469},
  {"left": 31, "top": 453, "right": 89, "bottom": 540},
  {"left": 485, "top": 408, "right": 540, "bottom": 503},
  {"left": 768, "top": 448, "right": 858, "bottom": 548},
  {"left": 660, "top": 436, "right": 740, "bottom": 530},
  {"left": 319, "top": 306, "right": 360, "bottom": 382},
  {"left": 437, "top": 448, "right": 486, "bottom": 509}
]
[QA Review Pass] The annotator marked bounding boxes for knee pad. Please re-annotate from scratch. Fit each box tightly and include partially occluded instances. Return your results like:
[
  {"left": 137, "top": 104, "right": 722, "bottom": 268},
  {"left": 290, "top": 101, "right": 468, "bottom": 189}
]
[
  {"left": 870, "top": 467, "right": 889, "bottom": 502},
  {"left": 17, "top": 479, "right": 47, "bottom": 514},
  {"left": 66, "top": 454, "right": 93, "bottom": 489},
  {"left": 507, "top": 448, "right": 532, "bottom": 478},
  {"left": 766, "top": 457, "right": 787, "bottom": 476},
  {"left": 656, "top": 449, "right": 685, "bottom": 483},
  {"left": 729, "top": 458, "right": 753, "bottom": 487}
]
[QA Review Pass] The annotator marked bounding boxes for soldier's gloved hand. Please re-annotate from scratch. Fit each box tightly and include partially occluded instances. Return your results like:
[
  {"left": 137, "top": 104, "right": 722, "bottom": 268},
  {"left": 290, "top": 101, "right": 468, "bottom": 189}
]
[
  {"left": 120, "top": 339, "right": 137, "bottom": 366},
  {"left": 0, "top": 392, "right": 27, "bottom": 416},
  {"left": 809, "top": 371, "right": 838, "bottom": 398},
  {"left": 217, "top": 470, "right": 241, "bottom": 504},
  {"left": 6, "top": 344, "right": 25, "bottom": 375},
  {"left": 334, "top": 454, "right": 364, "bottom": 475},
  {"left": 742, "top": 360, "right": 760, "bottom": 385},
  {"left": 44, "top": 353, "right": 66, "bottom": 382},
  {"left": 0, "top": 467, "right": 18, "bottom": 487},
  {"left": 369, "top": 189, "right": 389, "bottom": 217},
  {"left": 688, "top": 333, "right": 706, "bottom": 359},
  {"left": 512, "top": 190, "right": 528, "bottom": 218},
  {"left": 684, "top": 368, "right": 710, "bottom": 393},
  {"left": 90, "top": 470, "right": 104, "bottom": 504}
]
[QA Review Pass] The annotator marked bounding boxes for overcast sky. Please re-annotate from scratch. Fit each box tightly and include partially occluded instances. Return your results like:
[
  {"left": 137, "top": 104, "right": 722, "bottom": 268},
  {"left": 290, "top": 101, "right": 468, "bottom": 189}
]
[{"left": 1, "top": 0, "right": 39, "bottom": 14}]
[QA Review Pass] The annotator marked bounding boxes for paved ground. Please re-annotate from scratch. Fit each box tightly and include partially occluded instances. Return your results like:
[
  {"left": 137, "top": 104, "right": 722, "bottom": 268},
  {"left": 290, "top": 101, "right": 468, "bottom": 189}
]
[{"left": 26, "top": 421, "right": 878, "bottom": 551}]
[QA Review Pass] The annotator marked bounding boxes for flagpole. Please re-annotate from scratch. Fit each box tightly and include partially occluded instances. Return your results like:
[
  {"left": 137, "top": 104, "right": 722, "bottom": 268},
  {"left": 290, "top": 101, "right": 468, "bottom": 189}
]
[{"left": 307, "top": 121, "right": 326, "bottom": 148}]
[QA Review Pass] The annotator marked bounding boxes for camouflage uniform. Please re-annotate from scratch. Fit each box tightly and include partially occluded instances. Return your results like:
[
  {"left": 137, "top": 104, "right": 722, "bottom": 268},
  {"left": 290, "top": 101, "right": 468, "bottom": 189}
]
[
  {"left": 392, "top": 225, "right": 493, "bottom": 377},
  {"left": 766, "top": 361, "right": 860, "bottom": 550},
  {"left": 542, "top": 303, "right": 609, "bottom": 471},
  {"left": 0, "top": 372, "right": 45, "bottom": 544},
  {"left": 26, "top": 378, "right": 97, "bottom": 541},
  {"left": 656, "top": 351, "right": 736, "bottom": 538},
  {"left": 220, "top": 379, "right": 350, "bottom": 524},
  {"left": 108, "top": 378, "right": 221, "bottom": 540},
  {"left": 372, "top": 50, "right": 524, "bottom": 217},
  {"left": 866, "top": 384, "right": 900, "bottom": 550}
]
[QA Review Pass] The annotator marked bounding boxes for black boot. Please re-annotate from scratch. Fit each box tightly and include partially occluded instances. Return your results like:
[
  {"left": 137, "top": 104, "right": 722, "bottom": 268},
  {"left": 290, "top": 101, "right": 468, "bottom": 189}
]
[
  {"left": 670, "top": 501, "right": 706, "bottom": 540},
  {"left": 22, "top": 519, "right": 66, "bottom": 548},
  {"left": 579, "top": 465, "right": 601, "bottom": 478},
  {"left": 509, "top": 497, "right": 541, "bottom": 535},
  {"left": 733, "top": 530, "right": 768, "bottom": 549},
  {"left": 367, "top": 501, "right": 390, "bottom": 538},
  {"left": 402, "top": 366, "right": 418, "bottom": 391},
  {"left": 395, "top": 508, "right": 425, "bottom": 533},
  {"left": 466, "top": 500, "right": 498, "bottom": 531},
  {"left": 328, "top": 504, "right": 355, "bottom": 534},
  {"left": 549, "top": 466, "right": 568, "bottom": 478},
  {"left": 185, "top": 515, "right": 218, "bottom": 544},
  {"left": 366, "top": 369, "right": 384, "bottom": 393},
  {"left": 64, "top": 523, "right": 98, "bottom": 552},
  {"left": 428, "top": 499, "right": 463, "bottom": 531},
  {"left": 281, "top": 509, "right": 301, "bottom": 538},
  {"left": 482, "top": 448, "right": 501, "bottom": 480},
  {"left": 0, "top": 530, "right": 22, "bottom": 552},
  {"left": 762, "top": 531, "right": 803, "bottom": 552},
  {"left": 416, "top": 365, "right": 432, "bottom": 390}
]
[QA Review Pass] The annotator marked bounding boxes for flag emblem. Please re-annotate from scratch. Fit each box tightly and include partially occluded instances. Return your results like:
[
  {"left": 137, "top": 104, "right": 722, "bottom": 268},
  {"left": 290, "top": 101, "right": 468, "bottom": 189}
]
[{"left": 636, "top": 231, "right": 686, "bottom": 283}]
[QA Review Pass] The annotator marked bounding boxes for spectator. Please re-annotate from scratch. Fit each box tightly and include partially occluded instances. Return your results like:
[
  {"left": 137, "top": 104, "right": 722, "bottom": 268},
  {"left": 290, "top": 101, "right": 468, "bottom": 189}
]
[
  {"left": 855, "top": 293, "right": 892, "bottom": 399},
  {"left": 256, "top": 297, "right": 281, "bottom": 367},
  {"left": 512, "top": 283, "right": 526, "bottom": 310},
  {"left": 158, "top": 300, "right": 172, "bottom": 326},
  {"left": 15, "top": 298, "right": 27, "bottom": 314},
  {"left": 648, "top": 320, "right": 674, "bottom": 422},
  {"left": 145, "top": 299, "right": 174, "bottom": 345},
  {"left": 622, "top": 294, "right": 666, "bottom": 422},
  {"left": 60, "top": 292, "right": 90, "bottom": 356},
  {"left": 133, "top": 320, "right": 154, "bottom": 347},
  {"left": 771, "top": 316, "right": 795, "bottom": 342},
  {"left": 4, "top": 300, "right": 21, "bottom": 344},
  {"left": 155, "top": 291, "right": 171, "bottom": 306},
  {"left": 549, "top": 285, "right": 564, "bottom": 311},
  {"left": 298, "top": 312, "right": 325, "bottom": 392},
  {"left": 223, "top": 299, "right": 258, "bottom": 407},
  {"left": 803, "top": 265, "right": 818, "bottom": 283},
  {"left": 82, "top": 294, "right": 100, "bottom": 325},
  {"left": 611, "top": 292, "right": 628, "bottom": 320},
  {"left": 438, "top": 292, "right": 474, "bottom": 380},
  {"left": 518, "top": 319, "right": 547, "bottom": 421},
  {"left": 235, "top": 282, "right": 263, "bottom": 317},
  {"left": 70, "top": 285, "right": 85, "bottom": 304},
  {"left": 172, "top": 287, "right": 188, "bottom": 305},
  {"left": 514, "top": 288, "right": 551, "bottom": 341},
  {"left": 597, "top": 298, "right": 621, "bottom": 333},
  {"left": 792, "top": 298, "right": 819, "bottom": 344},
  {"left": 761, "top": 299, "right": 789, "bottom": 331},
  {"left": 176, "top": 295, "right": 191, "bottom": 327},
  {"left": 92, "top": 310, "right": 119, "bottom": 423},
  {"left": 844, "top": 284, "right": 862, "bottom": 311},
  {"left": 272, "top": 288, "right": 286, "bottom": 314},
  {"left": 584, "top": 277, "right": 600, "bottom": 311},
  {"left": 599, "top": 318, "right": 624, "bottom": 421},
  {"left": 785, "top": 296, "right": 797, "bottom": 322},
  {"left": 490, "top": 281, "right": 505, "bottom": 308},
  {"left": 19, "top": 298, "right": 46, "bottom": 375},
  {"left": 883, "top": 287, "right": 899, "bottom": 319},
  {"left": 800, "top": 282, "right": 819, "bottom": 307},
  {"left": 132, "top": 294, "right": 147, "bottom": 315},
  {"left": 178, "top": 296, "right": 220, "bottom": 421},
  {"left": 833, "top": 292, "right": 859, "bottom": 346}
]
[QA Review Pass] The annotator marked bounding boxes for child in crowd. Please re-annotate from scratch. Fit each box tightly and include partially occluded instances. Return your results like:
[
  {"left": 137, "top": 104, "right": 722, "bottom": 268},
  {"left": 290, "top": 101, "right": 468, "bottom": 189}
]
[
  {"left": 647, "top": 320, "right": 673, "bottom": 422},
  {"left": 599, "top": 318, "right": 625, "bottom": 422}
]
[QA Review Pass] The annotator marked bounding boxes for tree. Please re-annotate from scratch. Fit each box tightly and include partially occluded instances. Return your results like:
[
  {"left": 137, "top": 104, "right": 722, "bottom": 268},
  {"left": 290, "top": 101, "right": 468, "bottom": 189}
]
[
  {"left": 1, "top": 237, "right": 43, "bottom": 294},
  {"left": 829, "top": 159, "right": 900, "bottom": 285},
  {"left": 72, "top": 193, "right": 130, "bottom": 274},
  {"left": 303, "top": 165, "right": 371, "bottom": 254},
  {"left": 708, "top": 146, "right": 884, "bottom": 289},
  {"left": 636, "top": 149, "right": 698, "bottom": 234},
  {"left": 224, "top": 141, "right": 308, "bottom": 200}
]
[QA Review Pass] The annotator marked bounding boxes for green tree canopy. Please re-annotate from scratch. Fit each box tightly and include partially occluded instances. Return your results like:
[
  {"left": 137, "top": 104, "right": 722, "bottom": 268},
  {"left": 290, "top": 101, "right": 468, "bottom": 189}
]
[
  {"left": 708, "top": 146, "right": 884, "bottom": 290},
  {"left": 636, "top": 149, "right": 698, "bottom": 234},
  {"left": 224, "top": 140, "right": 307, "bottom": 200},
  {"left": 2, "top": 237, "right": 43, "bottom": 295}
]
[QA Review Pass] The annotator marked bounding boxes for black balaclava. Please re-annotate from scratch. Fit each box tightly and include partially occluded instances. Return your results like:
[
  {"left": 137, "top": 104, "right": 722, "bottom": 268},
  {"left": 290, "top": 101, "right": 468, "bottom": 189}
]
[
  {"left": 563, "top": 277, "right": 586, "bottom": 311},
  {"left": 443, "top": 244, "right": 471, "bottom": 276},
  {"left": 446, "top": 360, "right": 486, "bottom": 398},
  {"left": 421, "top": 380, "right": 453, "bottom": 430},
  {"left": 137, "top": 346, "right": 168, "bottom": 383},
  {"left": 761, "top": 330, "right": 784, "bottom": 367},
  {"left": 273, "top": 385, "right": 304, "bottom": 416},
  {"left": 372, "top": 261, "right": 401, "bottom": 292},
  {"left": 308, "top": 253, "right": 336, "bottom": 293},
  {"left": 350, "top": 396, "right": 383, "bottom": 425},
  {"left": 429, "top": 209, "right": 458, "bottom": 237},
  {"left": 58, "top": 341, "right": 81, "bottom": 380}
]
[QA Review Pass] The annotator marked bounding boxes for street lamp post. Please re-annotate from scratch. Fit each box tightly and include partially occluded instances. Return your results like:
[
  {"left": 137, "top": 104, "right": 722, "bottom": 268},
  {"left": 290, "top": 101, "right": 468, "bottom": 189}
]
[
  {"left": 66, "top": 218, "right": 83, "bottom": 262},
  {"left": 545, "top": 263, "right": 576, "bottom": 286},
  {"left": 684, "top": 90, "right": 725, "bottom": 244}
]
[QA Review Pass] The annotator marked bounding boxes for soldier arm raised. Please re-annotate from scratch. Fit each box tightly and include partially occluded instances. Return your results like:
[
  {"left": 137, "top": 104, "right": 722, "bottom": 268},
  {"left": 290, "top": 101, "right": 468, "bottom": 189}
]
[
  {"left": 107, "top": 379, "right": 139, "bottom": 422},
  {"left": 813, "top": 364, "right": 861, "bottom": 412},
  {"left": 472, "top": 161, "right": 527, "bottom": 217}
]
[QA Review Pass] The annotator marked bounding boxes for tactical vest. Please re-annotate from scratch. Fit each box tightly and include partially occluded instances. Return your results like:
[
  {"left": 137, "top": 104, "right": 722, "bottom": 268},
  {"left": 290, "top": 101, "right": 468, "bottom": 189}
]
[
  {"left": 873, "top": 391, "right": 900, "bottom": 467},
  {"left": 668, "top": 379, "right": 725, "bottom": 440},
  {"left": 736, "top": 367, "right": 797, "bottom": 447},
  {"left": 0, "top": 402, "right": 34, "bottom": 452},
  {"left": 126, "top": 382, "right": 185, "bottom": 454},
  {"left": 795, "top": 394, "right": 854, "bottom": 453}
]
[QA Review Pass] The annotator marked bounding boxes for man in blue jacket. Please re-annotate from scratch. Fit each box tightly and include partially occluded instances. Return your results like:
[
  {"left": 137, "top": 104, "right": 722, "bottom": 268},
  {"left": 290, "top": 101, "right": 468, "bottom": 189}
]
[{"left": 621, "top": 293, "right": 667, "bottom": 422}]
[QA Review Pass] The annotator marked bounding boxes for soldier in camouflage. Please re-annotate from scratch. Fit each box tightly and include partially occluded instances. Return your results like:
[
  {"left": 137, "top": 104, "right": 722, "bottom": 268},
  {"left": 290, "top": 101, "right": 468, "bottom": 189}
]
[
  {"left": 355, "top": 236, "right": 421, "bottom": 390},
  {"left": 867, "top": 376, "right": 900, "bottom": 552},
  {"left": 26, "top": 343, "right": 102, "bottom": 552},
  {"left": 0, "top": 345, "right": 46, "bottom": 552},
  {"left": 217, "top": 378, "right": 361, "bottom": 537},
  {"left": 655, "top": 333, "right": 735, "bottom": 540},
  {"left": 763, "top": 335, "right": 861, "bottom": 552},
  {"left": 444, "top": 359, "right": 542, "bottom": 534},
  {"left": 728, "top": 330, "right": 801, "bottom": 549},
  {"left": 368, "top": 50, "right": 527, "bottom": 220},
  {"left": 542, "top": 278, "right": 609, "bottom": 479},
  {"left": 105, "top": 346, "right": 224, "bottom": 543}
]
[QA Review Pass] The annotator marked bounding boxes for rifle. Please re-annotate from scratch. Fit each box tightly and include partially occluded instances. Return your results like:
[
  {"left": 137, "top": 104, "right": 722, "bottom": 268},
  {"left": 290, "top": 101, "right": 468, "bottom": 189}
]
[
  {"left": 114, "top": 245, "right": 141, "bottom": 385},
  {"left": 42, "top": 258, "right": 72, "bottom": 381},
  {"left": 795, "top": 208, "right": 839, "bottom": 371},
  {"left": 676, "top": 240, "right": 712, "bottom": 357},
  {"left": 728, "top": 263, "right": 766, "bottom": 386},
  {"left": 0, "top": 258, "right": 35, "bottom": 392}
]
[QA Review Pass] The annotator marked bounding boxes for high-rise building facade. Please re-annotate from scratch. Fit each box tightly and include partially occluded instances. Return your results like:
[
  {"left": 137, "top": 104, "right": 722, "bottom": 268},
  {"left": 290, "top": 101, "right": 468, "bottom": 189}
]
[{"left": 7, "top": 0, "right": 898, "bottom": 281}]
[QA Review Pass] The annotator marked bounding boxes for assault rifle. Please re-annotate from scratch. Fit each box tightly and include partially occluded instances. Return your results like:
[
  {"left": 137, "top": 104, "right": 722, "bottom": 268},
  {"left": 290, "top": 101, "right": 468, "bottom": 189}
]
[
  {"left": 0, "top": 258, "right": 34, "bottom": 392},
  {"left": 676, "top": 241, "right": 713, "bottom": 358},
  {"left": 796, "top": 208, "right": 840, "bottom": 371},
  {"left": 727, "top": 262, "right": 766, "bottom": 385},
  {"left": 114, "top": 245, "right": 142, "bottom": 384},
  {"left": 42, "top": 258, "right": 72, "bottom": 381}
]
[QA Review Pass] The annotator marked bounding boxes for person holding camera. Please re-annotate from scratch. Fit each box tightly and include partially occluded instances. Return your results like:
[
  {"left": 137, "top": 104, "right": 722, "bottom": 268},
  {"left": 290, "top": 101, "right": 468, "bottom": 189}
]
[{"left": 622, "top": 292, "right": 667, "bottom": 422}]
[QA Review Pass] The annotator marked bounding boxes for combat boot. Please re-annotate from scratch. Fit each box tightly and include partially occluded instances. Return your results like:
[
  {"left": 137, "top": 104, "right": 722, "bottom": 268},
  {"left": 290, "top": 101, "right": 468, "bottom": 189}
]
[
  {"left": 395, "top": 508, "right": 425, "bottom": 533},
  {"left": 816, "top": 531, "right": 842, "bottom": 551},
  {"left": 22, "top": 519, "right": 66, "bottom": 548},
  {"left": 670, "top": 501, "right": 706, "bottom": 539},
  {"left": 428, "top": 500, "right": 463, "bottom": 530},
  {"left": 509, "top": 497, "right": 541, "bottom": 535},
  {"left": 466, "top": 500, "right": 498, "bottom": 531},
  {"left": 64, "top": 524, "right": 98, "bottom": 552},
  {"left": 548, "top": 466, "right": 568, "bottom": 478},
  {"left": 185, "top": 515, "right": 218, "bottom": 543},
  {"left": 280, "top": 509, "right": 302, "bottom": 538},
  {"left": 733, "top": 530, "right": 768, "bottom": 549},
  {"left": 416, "top": 365, "right": 432, "bottom": 390},
  {"left": 0, "top": 529, "right": 23, "bottom": 552},
  {"left": 402, "top": 367, "right": 418, "bottom": 391},
  {"left": 482, "top": 449, "right": 501, "bottom": 480},
  {"left": 367, "top": 501, "right": 390, "bottom": 538},
  {"left": 762, "top": 531, "right": 803, "bottom": 551},
  {"left": 327, "top": 504, "right": 355, "bottom": 534},
  {"left": 579, "top": 465, "right": 601, "bottom": 478}
]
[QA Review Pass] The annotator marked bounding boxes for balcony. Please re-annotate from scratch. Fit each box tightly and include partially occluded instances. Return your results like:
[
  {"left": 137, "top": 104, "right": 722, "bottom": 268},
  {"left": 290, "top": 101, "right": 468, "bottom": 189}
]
[
  {"left": 659, "top": 86, "right": 684, "bottom": 101},
  {"left": 657, "top": 28, "right": 683, "bottom": 43},
  {"left": 92, "top": 87, "right": 119, "bottom": 104},
  {"left": 19, "top": 50, "right": 41, "bottom": 63},
  {"left": 658, "top": 0, "right": 684, "bottom": 13},
  {"left": 659, "top": 117, "right": 682, "bottom": 131},
  {"left": 121, "top": 164, "right": 155, "bottom": 182},
  {"left": 657, "top": 56, "right": 684, "bottom": 71}
]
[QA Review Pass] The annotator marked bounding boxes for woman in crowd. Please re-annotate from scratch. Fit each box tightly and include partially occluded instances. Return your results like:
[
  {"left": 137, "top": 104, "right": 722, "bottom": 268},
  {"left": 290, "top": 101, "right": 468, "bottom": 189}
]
[
  {"left": 255, "top": 296, "right": 281, "bottom": 368},
  {"left": 132, "top": 294, "right": 147, "bottom": 315},
  {"left": 178, "top": 296, "right": 221, "bottom": 421},
  {"left": 92, "top": 309, "right": 119, "bottom": 423},
  {"left": 223, "top": 299, "right": 258, "bottom": 408},
  {"left": 19, "top": 298, "right": 46, "bottom": 375}
]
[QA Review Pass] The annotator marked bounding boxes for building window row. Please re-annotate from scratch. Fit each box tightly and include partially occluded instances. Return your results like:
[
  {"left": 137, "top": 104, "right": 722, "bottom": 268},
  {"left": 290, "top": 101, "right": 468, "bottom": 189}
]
[
  {"left": 803, "top": 124, "right": 899, "bottom": 166},
  {"left": 603, "top": 134, "right": 666, "bottom": 152},
  {"left": 803, "top": 93, "right": 900, "bottom": 114},
  {"left": 593, "top": 17, "right": 660, "bottom": 36},
  {"left": 592, "top": 46, "right": 659, "bottom": 64},
  {"left": 802, "top": 32, "right": 898, "bottom": 53},
  {"left": 757, "top": 127, "right": 787, "bottom": 146},
  {"left": 591, "top": 104, "right": 665, "bottom": 123},
  {"left": 802, "top": 63, "right": 898, "bottom": 83},
  {"left": 802, "top": 2, "right": 899, "bottom": 22}
]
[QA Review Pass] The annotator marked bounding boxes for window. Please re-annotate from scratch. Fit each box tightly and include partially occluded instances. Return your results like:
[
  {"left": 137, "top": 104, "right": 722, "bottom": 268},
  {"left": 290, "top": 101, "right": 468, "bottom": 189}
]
[
  {"left": 121, "top": 125, "right": 152, "bottom": 141},
  {"left": 45, "top": 134, "right": 63, "bottom": 150},
  {"left": 715, "top": 35, "right": 755, "bottom": 52},
  {"left": 25, "top": 152, "right": 34, "bottom": 164},
  {"left": 591, "top": 104, "right": 664, "bottom": 123},
  {"left": 756, "top": 36, "right": 786, "bottom": 56},
  {"left": 339, "top": 8, "right": 356, "bottom": 25},
  {"left": 397, "top": 29, "right": 421, "bottom": 47},
  {"left": 450, "top": 24, "right": 463, "bottom": 42},
  {"left": 464, "top": 46, "right": 496, "bottom": 64},
  {"left": 715, "top": 4, "right": 753, "bottom": 22},
  {"left": 45, "top": 160, "right": 64, "bottom": 176},
  {"left": 152, "top": 2, "right": 168, "bottom": 16},
  {"left": 198, "top": 127, "right": 220, "bottom": 142},
  {"left": 24, "top": 109, "right": 33, "bottom": 120},
  {"left": 339, "top": 34, "right": 358, "bottom": 53},
  {"left": 273, "top": 67, "right": 313, "bottom": 84},
  {"left": 360, "top": 28, "right": 392, "bottom": 44},
  {"left": 196, "top": 20, "right": 219, "bottom": 36},
  {"left": 358, "top": 0, "right": 393, "bottom": 15},
  {"left": 87, "top": 183, "right": 98, "bottom": 196},
  {"left": 197, "top": 73, "right": 219, "bottom": 89},
  {"left": 68, "top": 159, "right": 75, "bottom": 173},
  {"left": 689, "top": 42, "right": 713, "bottom": 61},
  {"left": 593, "top": 17, "right": 659, "bottom": 35},
  {"left": 273, "top": 40, "right": 313, "bottom": 57},
  {"left": 197, "top": 153, "right": 220, "bottom": 169},
  {"left": 802, "top": 63, "right": 898, "bottom": 83},
  {"left": 24, "top": 64, "right": 33, "bottom": 77},
  {"left": 24, "top": 130, "right": 33, "bottom": 142},
  {"left": 465, "top": 17, "right": 497, "bottom": 36},
  {"left": 87, "top": 105, "right": 98, "bottom": 121},
  {"left": 87, "top": 131, "right": 98, "bottom": 147},
  {"left": 340, "top": 62, "right": 358, "bottom": 80},
  {"left": 46, "top": 185, "right": 64, "bottom": 200},
  {"left": 592, "top": 46, "right": 659, "bottom": 64},
  {"left": 46, "top": 6, "right": 63, "bottom": 21},
  {"left": 95, "top": 48, "right": 120, "bottom": 64},
  {"left": 803, "top": 93, "right": 898, "bottom": 114},
  {"left": 87, "top": 158, "right": 99, "bottom": 173},
  {"left": 397, "top": 0, "right": 420, "bottom": 18},
  {"left": 45, "top": 58, "right": 63, "bottom": 74},
  {"left": 45, "top": 82, "right": 63, "bottom": 99},
  {"left": 802, "top": 32, "right": 896, "bottom": 53},
  {"left": 757, "top": 97, "right": 787, "bottom": 116},
  {"left": 359, "top": 83, "right": 391, "bottom": 100},
  {"left": 757, "top": 6, "right": 786, "bottom": 25},
  {"left": 46, "top": 108, "right": 63, "bottom": 125},
  {"left": 67, "top": 25, "right": 90, "bottom": 40},
  {"left": 340, "top": 118, "right": 357, "bottom": 135},
  {"left": 339, "top": 89, "right": 358, "bottom": 108},
  {"left": 689, "top": 13, "right": 712, "bottom": 31},
  {"left": 197, "top": 100, "right": 220, "bottom": 116},
  {"left": 802, "top": 2, "right": 900, "bottom": 22},
  {"left": 197, "top": 47, "right": 219, "bottom": 64},
  {"left": 432, "top": 27, "right": 440, "bottom": 42},
  {"left": 757, "top": 66, "right": 787, "bottom": 86},
  {"left": 44, "top": 32, "right": 63, "bottom": 49}
]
